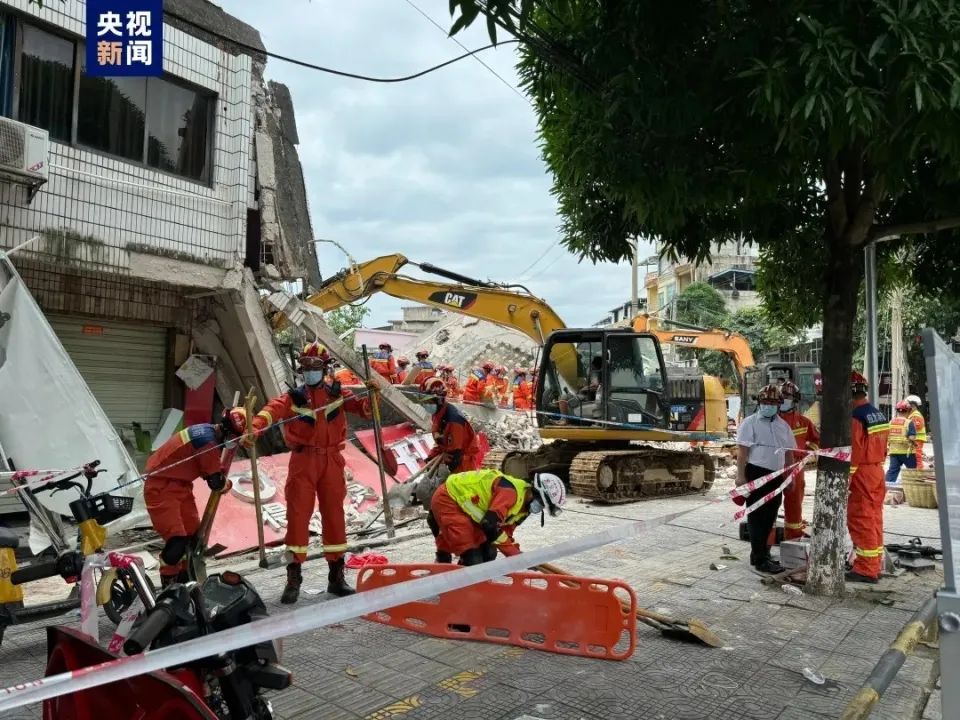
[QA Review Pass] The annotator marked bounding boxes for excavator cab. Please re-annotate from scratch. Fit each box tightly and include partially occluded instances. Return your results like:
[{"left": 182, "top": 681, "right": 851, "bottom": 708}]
[{"left": 536, "top": 329, "right": 670, "bottom": 435}]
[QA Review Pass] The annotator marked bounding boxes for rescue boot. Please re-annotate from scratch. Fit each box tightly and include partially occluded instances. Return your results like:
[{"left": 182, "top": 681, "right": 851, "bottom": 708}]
[
  {"left": 281, "top": 563, "right": 302, "bottom": 604},
  {"left": 845, "top": 570, "right": 879, "bottom": 585},
  {"left": 753, "top": 558, "right": 784, "bottom": 574},
  {"left": 326, "top": 558, "right": 355, "bottom": 597},
  {"left": 459, "top": 547, "right": 486, "bottom": 566},
  {"left": 435, "top": 551, "right": 453, "bottom": 564}
]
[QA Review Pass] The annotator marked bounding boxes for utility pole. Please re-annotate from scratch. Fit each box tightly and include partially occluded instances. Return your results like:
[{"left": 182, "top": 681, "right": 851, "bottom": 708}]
[
  {"left": 864, "top": 243, "right": 879, "bottom": 405},
  {"left": 631, "top": 236, "right": 640, "bottom": 320}
]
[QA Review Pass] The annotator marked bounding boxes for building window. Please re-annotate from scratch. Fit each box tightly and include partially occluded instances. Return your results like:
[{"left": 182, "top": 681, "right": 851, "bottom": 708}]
[
  {"left": 3, "top": 15, "right": 215, "bottom": 184},
  {"left": 146, "top": 76, "right": 211, "bottom": 181},
  {"left": 19, "top": 24, "right": 74, "bottom": 142},
  {"left": 0, "top": 15, "right": 14, "bottom": 116},
  {"left": 77, "top": 75, "right": 146, "bottom": 162}
]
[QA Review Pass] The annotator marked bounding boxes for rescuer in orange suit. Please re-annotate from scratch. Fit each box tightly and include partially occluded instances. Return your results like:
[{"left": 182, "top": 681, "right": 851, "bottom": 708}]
[
  {"left": 439, "top": 364, "right": 461, "bottom": 400},
  {"left": 462, "top": 361, "right": 493, "bottom": 403},
  {"left": 144, "top": 407, "right": 247, "bottom": 586},
  {"left": 847, "top": 371, "right": 890, "bottom": 584},
  {"left": 512, "top": 367, "right": 533, "bottom": 410},
  {"left": 395, "top": 356, "right": 410, "bottom": 384},
  {"left": 777, "top": 381, "right": 820, "bottom": 541},
  {"left": 370, "top": 343, "right": 398, "bottom": 382},
  {"left": 410, "top": 349, "right": 436, "bottom": 386},
  {"left": 486, "top": 365, "right": 509, "bottom": 406},
  {"left": 246, "top": 342, "right": 372, "bottom": 603},
  {"left": 333, "top": 362, "right": 363, "bottom": 386},
  {"left": 905, "top": 394, "right": 927, "bottom": 469},
  {"left": 423, "top": 377, "right": 482, "bottom": 474}
]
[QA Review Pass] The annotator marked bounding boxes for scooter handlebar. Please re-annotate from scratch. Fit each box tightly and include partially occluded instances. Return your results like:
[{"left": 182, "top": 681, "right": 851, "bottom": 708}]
[
  {"left": 11, "top": 560, "right": 60, "bottom": 585},
  {"left": 123, "top": 603, "right": 175, "bottom": 655}
]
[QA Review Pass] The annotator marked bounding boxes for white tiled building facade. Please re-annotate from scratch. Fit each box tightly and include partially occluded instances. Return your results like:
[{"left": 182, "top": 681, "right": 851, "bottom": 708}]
[
  {"left": 0, "top": 0, "right": 254, "bottom": 273},
  {"left": 0, "top": 0, "right": 298, "bottom": 465}
]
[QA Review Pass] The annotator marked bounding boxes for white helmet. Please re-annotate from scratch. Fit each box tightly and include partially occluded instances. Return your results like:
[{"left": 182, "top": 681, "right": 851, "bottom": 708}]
[
  {"left": 532, "top": 473, "right": 566, "bottom": 524},
  {"left": 906, "top": 395, "right": 922, "bottom": 406}
]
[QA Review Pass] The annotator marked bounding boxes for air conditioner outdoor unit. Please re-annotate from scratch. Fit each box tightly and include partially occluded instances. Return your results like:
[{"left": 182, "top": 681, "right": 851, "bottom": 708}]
[{"left": 0, "top": 117, "right": 49, "bottom": 201}]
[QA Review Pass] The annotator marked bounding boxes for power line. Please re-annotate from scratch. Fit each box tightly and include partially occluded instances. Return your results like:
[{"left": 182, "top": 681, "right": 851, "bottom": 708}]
[
  {"left": 402, "top": 0, "right": 526, "bottom": 101},
  {"left": 165, "top": 9, "right": 519, "bottom": 83},
  {"left": 517, "top": 240, "right": 560, "bottom": 276}
]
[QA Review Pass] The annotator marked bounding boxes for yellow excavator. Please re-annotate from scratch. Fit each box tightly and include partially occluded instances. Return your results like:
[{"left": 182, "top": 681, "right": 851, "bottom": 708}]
[{"left": 291, "top": 253, "right": 802, "bottom": 502}]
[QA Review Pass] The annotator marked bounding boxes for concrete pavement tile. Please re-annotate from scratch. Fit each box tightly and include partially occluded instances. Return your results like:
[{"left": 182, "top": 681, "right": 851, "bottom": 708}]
[
  {"left": 272, "top": 685, "right": 338, "bottom": 718},
  {"left": 790, "top": 683, "right": 858, "bottom": 717},
  {"left": 767, "top": 643, "right": 834, "bottom": 675},
  {"left": 816, "top": 655, "right": 872, "bottom": 686},
  {"left": 494, "top": 698, "right": 605, "bottom": 720},
  {"left": 340, "top": 660, "right": 432, "bottom": 696},
  {"left": 776, "top": 707, "right": 834, "bottom": 719},
  {"left": 298, "top": 672, "right": 395, "bottom": 715},
  {"left": 745, "top": 665, "right": 809, "bottom": 705}
]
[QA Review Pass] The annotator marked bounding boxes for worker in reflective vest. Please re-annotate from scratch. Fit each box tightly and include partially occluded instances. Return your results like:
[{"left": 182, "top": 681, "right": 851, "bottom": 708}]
[
  {"left": 885, "top": 400, "right": 917, "bottom": 484},
  {"left": 776, "top": 381, "right": 821, "bottom": 541},
  {"left": 847, "top": 371, "right": 891, "bottom": 584},
  {"left": 246, "top": 342, "right": 371, "bottom": 604},
  {"left": 145, "top": 408, "right": 246, "bottom": 585},
  {"left": 905, "top": 395, "right": 927, "bottom": 469},
  {"left": 430, "top": 469, "right": 566, "bottom": 564}
]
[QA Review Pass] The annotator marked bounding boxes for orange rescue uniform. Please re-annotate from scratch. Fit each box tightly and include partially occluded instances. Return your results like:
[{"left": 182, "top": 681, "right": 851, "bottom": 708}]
[
  {"left": 334, "top": 367, "right": 364, "bottom": 386},
  {"left": 512, "top": 378, "right": 533, "bottom": 411},
  {"left": 144, "top": 424, "right": 225, "bottom": 578},
  {"left": 431, "top": 473, "right": 528, "bottom": 557},
  {"left": 849, "top": 398, "right": 890, "bottom": 579},
  {"left": 253, "top": 383, "right": 370, "bottom": 563},
  {"left": 428, "top": 403, "right": 481, "bottom": 473},
  {"left": 909, "top": 409, "right": 927, "bottom": 469},
  {"left": 779, "top": 410, "right": 820, "bottom": 541},
  {"left": 370, "top": 351, "right": 397, "bottom": 383},
  {"left": 442, "top": 374, "right": 461, "bottom": 401},
  {"left": 462, "top": 369, "right": 487, "bottom": 403}
]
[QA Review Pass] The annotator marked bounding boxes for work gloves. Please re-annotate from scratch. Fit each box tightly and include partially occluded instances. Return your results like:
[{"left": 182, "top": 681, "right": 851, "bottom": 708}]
[
  {"left": 205, "top": 472, "right": 226, "bottom": 492},
  {"left": 480, "top": 511, "right": 501, "bottom": 543}
]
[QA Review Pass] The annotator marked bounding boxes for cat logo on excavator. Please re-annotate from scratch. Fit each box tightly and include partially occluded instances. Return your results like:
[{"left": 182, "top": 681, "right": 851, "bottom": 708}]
[{"left": 429, "top": 290, "right": 477, "bottom": 310}]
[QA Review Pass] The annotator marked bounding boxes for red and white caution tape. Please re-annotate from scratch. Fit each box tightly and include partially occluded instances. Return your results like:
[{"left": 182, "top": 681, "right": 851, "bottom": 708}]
[
  {"left": 728, "top": 446, "right": 852, "bottom": 499},
  {"left": 0, "top": 505, "right": 701, "bottom": 712}
]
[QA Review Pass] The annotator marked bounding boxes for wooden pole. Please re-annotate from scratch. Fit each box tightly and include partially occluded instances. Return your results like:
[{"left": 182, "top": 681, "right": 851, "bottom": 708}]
[
  {"left": 243, "top": 387, "right": 269, "bottom": 568},
  {"left": 361, "top": 345, "right": 396, "bottom": 539}
]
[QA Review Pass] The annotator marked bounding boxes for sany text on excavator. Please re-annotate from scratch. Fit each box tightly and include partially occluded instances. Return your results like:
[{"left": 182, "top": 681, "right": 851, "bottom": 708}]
[{"left": 281, "top": 253, "right": 815, "bottom": 503}]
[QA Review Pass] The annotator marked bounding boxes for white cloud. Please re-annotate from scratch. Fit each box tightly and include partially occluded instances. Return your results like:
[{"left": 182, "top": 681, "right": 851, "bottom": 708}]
[{"left": 219, "top": 0, "right": 640, "bottom": 327}]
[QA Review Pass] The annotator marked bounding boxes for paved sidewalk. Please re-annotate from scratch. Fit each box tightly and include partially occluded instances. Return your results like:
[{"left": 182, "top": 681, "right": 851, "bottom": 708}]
[{"left": 0, "top": 473, "right": 944, "bottom": 719}]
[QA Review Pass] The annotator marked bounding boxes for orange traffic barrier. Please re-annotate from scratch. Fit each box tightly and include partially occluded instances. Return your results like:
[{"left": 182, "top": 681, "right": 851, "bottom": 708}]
[{"left": 356, "top": 563, "right": 637, "bottom": 661}]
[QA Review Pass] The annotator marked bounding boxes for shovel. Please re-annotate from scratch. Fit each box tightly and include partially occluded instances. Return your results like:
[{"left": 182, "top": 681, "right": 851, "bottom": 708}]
[{"left": 535, "top": 562, "right": 723, "bottom": 648}]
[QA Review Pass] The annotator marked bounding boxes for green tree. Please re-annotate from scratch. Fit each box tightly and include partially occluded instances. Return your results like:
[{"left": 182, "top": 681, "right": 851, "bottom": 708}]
[
  {"left": 451, "top": 1, "right": 960, "bottom": 595},
  {"left": 673, "top": 282, "right": 727, "bottom": 328},
  {"left": 324, "top": 305, "right": 370, "bottom": 347}
]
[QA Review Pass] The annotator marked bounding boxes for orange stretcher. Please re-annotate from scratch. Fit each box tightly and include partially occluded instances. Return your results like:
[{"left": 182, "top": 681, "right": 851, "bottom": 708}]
[{"left": 356, "top": 563, "right": 637, "bottom": 661}]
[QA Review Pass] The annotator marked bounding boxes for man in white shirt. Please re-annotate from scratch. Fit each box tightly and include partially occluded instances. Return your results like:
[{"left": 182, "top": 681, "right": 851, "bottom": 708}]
[{"left": 736, "top": 384, "right": 798, "bottom": 573}]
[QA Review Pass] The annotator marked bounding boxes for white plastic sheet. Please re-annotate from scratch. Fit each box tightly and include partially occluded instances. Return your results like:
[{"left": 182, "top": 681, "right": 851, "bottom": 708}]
[{"left": 0, "top": 255, "right": 146, "bottom": 534}]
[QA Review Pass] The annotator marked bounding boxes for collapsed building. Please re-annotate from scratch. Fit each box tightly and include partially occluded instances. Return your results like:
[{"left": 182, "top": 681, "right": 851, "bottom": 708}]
[{"left": 0, "top": 0, "right": 316, "bottom": 510}]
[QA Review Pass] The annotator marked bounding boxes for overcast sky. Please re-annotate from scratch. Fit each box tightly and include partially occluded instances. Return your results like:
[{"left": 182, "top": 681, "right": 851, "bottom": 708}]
[{"left": 218, "top": 0, "right": 655, "bottom": 328}]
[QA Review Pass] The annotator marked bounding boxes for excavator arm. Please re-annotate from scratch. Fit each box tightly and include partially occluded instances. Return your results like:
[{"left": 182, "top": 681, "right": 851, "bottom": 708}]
[
  {"left": 632, "top": 314, "right": 755, "bottom": 376},
  {"left": 293, "top": 253, "right": 567, "bottom": 346}
]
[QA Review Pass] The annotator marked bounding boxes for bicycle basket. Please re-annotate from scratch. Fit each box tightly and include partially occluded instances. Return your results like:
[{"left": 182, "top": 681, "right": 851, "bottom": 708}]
[{"left": 93, "top": 494, "right": 135, "bottom": 524}]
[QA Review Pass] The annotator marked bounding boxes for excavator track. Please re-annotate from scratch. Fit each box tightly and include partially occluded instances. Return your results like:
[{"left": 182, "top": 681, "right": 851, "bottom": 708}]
[{"left": 569, "top": 448, "right": 715, "bottom": 504}]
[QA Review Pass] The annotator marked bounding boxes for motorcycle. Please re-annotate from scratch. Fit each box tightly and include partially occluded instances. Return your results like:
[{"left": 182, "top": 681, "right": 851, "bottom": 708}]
[{"left": 43, "top": 570, "right": 292, "bottom": 720}]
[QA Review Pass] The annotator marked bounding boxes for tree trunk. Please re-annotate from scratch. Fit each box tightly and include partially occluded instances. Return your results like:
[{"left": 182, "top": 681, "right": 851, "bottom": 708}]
[{"left": 806, "top": 235, "right": 863, "bottom": 596}]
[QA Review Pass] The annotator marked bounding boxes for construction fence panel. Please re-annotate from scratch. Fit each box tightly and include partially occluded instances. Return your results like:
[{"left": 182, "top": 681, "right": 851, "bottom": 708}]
[{"left": 922, "top": 328, "right": 960, "bottom": 720}]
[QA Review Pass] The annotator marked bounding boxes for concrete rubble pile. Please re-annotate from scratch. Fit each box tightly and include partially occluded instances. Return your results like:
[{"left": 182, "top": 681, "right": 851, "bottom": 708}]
[
  {"left": 456, "top": 405, "right": 543, "bottom": 452},
  {"left": 411, "top": 314, "right": 539, "bottom": 376}
]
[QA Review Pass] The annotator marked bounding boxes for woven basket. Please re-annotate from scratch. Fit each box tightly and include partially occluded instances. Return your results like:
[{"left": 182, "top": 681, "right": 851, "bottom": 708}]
[{"left": 901, "top": 469, "right": 938, "bottom": 509}]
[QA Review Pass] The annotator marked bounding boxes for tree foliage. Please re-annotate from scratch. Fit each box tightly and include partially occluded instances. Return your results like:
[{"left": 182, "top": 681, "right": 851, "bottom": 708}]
[
  {"left": 450, "top": 0, "right": 960, "bottom": 595},
  {"left": 325, "top": 305, "right": 371, "bottom": 347},
  {"left": 673, "top": 283, "right": 728, "bottom": 328}
]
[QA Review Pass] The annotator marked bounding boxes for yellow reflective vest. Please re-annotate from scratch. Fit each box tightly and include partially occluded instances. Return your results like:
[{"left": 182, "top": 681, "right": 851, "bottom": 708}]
[
  {"left": 908, "top": 409, "right": 927, "bottom": 443},
  {"left": 887, "top": 416, "right": 916, "bottom": 456},
  {"left": 444, "top": 469, "right": 529, "bottom": 545}
]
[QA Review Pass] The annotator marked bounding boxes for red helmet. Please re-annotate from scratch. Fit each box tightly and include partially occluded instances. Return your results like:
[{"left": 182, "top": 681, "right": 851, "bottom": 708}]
[
  {"left": 851, "top": 371, "right": 868, "bottom": 395},
  {"left": 896, "top": 400, "right": 911, "bottom": 412},
  {"left": 222, "top": 407, "right": 247, "bottom": 436},
  {"left": 378, "top": 343, "right": 393, "bottom": 352},
  {"left": 757, "top": 384, "right": 783, "bottom": 404},
  {"left": 514, "top": 367, "right": 526, "bottom": 375},
  {"left": 416, "top": 349, "right": 429, "bottom": 359},
  {"left": 397, "top": 356, "right": 410, "bottom": 366},
  {"left": 422, "top": 377, "right": 447, "bottom": 396},
  {"left": 299, "top": 341, "right": 331, "bottom": 369},
  {"left": 482, "top": 361, "right": 495, "bottom": 372},
  {"left": 780, "top": 381, "right": 801, "bottom": 402},
  {"left": 497, "top": 365, "right": 507, "bottom": 375}
]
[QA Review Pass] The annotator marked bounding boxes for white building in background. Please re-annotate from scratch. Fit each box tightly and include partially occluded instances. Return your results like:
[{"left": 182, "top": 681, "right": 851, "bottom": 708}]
[{"left": 0, "top": 0, "right": 317, "bottom": 474}]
